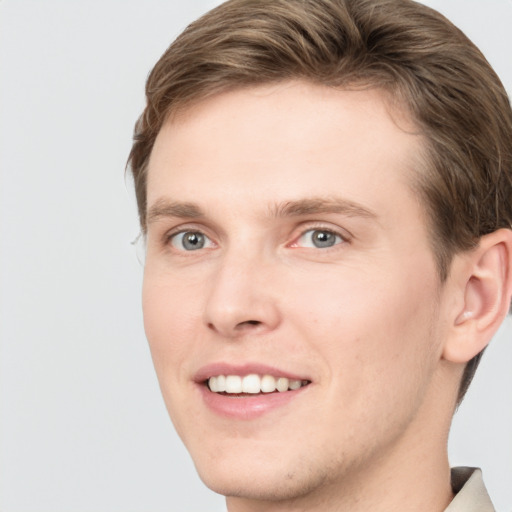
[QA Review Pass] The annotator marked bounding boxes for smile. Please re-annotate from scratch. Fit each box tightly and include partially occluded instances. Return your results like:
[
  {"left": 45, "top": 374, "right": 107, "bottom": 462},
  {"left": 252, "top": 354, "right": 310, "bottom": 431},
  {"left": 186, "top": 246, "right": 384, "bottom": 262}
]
[
  {"left": 208, "top": 374, "right": 310, "bottom": 394},
  {"left": 196, "top": 365, "right": 312, "bottom": 419}
]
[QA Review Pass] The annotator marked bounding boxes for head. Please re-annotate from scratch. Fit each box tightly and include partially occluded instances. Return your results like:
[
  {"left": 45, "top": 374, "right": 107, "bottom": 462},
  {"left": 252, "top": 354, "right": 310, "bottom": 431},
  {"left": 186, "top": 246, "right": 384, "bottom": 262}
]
[
  {"left": 129, "top": 0, "right": 512, "bottom": 404},
  {"left": 128, "top": 0, "right": 512, "bottom": 506}
]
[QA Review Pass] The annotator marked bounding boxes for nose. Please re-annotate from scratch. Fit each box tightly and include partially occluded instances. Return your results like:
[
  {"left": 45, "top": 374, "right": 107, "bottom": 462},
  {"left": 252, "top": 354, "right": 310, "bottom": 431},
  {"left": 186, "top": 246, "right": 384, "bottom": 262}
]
[{"left": 203, "top": 250, "right": 282, "bottom": 339}]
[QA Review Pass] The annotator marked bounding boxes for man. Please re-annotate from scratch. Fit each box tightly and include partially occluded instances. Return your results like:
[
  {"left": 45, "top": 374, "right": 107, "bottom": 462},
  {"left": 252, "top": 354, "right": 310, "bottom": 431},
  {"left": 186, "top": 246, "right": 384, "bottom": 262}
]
[{"left": 127, "top": 0, "right": 512, "bottom": 510}]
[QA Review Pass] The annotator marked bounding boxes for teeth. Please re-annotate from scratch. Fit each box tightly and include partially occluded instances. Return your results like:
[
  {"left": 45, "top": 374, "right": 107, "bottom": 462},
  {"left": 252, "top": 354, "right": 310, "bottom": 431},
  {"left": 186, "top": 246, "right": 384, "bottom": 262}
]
[
  {"left": 208, "top": 374, "right": 308, "bottom": 394},
  {"left": 276, "top": 377, "right": 289, "bottom": 392},
  {"left": 260, "top": 374, "right": 276, "bottom": 393},
  {"left": 289, "top": 379, "right": 302, "bottom": 390},
  {"left": 216, "top": 375, "right": 226, "bottom": 392},
  {"left": 242, "top": 374, "right": 261, "bottom": 393},
  {"left": 225, "top": 375, "right": 242, "bottom": 393},
  {"left": 209, "top": 376, "right": 219, "bottom": 392}
]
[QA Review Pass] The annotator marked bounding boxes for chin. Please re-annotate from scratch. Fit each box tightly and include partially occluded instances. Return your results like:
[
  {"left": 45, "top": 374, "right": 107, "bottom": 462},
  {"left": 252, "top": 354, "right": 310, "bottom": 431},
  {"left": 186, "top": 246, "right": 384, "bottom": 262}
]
[
  {"left": 189, "top": 442, "right": 337, "bottom": 503},
  {"left": 197, "top": 463, "right": 329, "bottom": 502}
]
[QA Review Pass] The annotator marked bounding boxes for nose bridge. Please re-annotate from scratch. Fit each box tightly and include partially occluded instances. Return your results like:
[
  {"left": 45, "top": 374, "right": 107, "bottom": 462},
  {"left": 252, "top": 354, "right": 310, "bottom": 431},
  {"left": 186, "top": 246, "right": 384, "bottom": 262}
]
[{"left": 203, "top": 242, "right": 281, "bottom": 337}]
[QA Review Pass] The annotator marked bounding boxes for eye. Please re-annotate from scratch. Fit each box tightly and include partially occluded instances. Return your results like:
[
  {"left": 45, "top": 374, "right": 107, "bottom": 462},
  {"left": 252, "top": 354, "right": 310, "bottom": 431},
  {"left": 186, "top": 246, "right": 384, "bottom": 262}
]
[
  {"left": 170, "top": 231, "right": 213, "bottom": 251},
  {"left": 296, "top": 229, "right": 343, "bottom": 249}
]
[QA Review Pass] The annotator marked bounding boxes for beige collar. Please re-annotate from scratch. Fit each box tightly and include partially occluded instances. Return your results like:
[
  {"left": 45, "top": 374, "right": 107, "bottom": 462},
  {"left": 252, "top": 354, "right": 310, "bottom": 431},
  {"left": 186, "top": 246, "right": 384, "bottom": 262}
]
[{"left": 445, "top": 467, "right": 495, "bottom": 511}]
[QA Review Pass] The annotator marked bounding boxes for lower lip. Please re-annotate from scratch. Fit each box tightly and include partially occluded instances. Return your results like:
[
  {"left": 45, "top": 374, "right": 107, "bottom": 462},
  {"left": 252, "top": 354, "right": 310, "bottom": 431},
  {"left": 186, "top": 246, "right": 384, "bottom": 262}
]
[{"left": 198, "top": 384, "right": 309, "bottom": 420}]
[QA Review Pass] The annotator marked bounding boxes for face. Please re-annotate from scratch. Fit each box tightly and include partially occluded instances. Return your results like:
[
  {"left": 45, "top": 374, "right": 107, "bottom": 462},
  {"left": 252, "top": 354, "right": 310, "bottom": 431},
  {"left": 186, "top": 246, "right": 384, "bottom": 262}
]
[{"left": 143, "top": 82, "right": 450, "bottom": 504}]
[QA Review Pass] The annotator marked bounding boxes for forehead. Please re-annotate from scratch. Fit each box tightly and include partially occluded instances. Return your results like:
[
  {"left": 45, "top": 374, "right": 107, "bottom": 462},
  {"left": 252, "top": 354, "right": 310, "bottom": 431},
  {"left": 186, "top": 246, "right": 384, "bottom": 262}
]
[{"left": 147, "top": 81, "right": 425, "bottom": 218}]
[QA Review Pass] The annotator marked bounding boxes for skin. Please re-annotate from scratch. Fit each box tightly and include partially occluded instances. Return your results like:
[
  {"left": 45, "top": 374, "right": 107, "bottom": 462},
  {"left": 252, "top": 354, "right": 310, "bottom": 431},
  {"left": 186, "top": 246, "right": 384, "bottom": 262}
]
[{"left": 142, "top": 81, "right": 472, "bottom": 511}]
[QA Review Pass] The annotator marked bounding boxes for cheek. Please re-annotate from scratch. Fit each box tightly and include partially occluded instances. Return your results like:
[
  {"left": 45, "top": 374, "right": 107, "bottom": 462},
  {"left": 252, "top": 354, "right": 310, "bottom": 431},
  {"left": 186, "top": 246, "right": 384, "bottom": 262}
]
[
  {"left": 288, "top": 262, "right": 441, "bottom": 387},
  {"left": 142, "top": 274, "right": 203, "bottom": 438},
  {"left": 142, "top": 273, "right": 199, "bottom": 375},
  {"left": 293, "top": 268, "right": 441, "bottom": 447}
]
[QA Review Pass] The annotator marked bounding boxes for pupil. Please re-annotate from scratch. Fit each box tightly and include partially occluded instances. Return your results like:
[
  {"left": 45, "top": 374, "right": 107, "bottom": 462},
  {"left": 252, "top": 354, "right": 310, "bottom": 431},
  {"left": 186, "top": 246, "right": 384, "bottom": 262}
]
[
  {"left": 313, "top": 231, "right": 335, "bottom": 248},
  {"left": 184, "top": 232, "right": 204, "bottom": 250}
]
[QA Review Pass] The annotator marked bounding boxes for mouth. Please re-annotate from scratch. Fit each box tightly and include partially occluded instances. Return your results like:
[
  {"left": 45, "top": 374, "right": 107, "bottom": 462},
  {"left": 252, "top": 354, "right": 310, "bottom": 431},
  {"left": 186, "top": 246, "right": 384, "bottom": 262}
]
[
  {"left": 195, "top": 364, "right": 312, "bottom": 419},
  {"left": 207, "top": 374, "right": 311, "bottom": 395}
]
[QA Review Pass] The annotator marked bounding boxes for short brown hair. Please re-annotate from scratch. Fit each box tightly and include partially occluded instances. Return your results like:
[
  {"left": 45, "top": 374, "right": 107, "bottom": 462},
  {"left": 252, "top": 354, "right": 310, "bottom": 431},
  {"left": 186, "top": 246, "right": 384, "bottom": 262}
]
[{"left": 127, "top": 0, "right": 512, "bottom": 403}]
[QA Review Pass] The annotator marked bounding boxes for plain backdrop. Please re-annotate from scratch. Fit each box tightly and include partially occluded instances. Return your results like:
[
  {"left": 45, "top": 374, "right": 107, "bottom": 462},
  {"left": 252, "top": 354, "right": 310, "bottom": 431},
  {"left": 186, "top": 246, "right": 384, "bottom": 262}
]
[{"left": 0, "top": 1, "right": 511, "bottom": 511}]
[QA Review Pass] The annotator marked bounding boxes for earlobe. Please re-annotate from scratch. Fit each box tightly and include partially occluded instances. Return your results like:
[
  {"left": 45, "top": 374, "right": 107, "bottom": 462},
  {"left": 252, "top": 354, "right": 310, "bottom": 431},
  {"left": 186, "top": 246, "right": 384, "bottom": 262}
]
[{"left": 443, "top": 229, "right": 512, "bottom": 364}]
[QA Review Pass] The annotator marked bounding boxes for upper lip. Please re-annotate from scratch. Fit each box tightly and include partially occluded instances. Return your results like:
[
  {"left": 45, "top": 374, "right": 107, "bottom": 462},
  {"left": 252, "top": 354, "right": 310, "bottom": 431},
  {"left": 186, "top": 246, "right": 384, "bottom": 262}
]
[{"left": 193, "top": 362, "right": 311, "bottom": 384}]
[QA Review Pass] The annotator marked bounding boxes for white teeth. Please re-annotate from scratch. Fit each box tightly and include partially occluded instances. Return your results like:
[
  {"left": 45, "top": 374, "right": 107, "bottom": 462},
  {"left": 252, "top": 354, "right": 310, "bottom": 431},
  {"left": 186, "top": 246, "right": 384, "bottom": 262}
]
[
  {"left": 208, "top": 374, "right": 308, "bottom": 393},
  {"left": 225, "top": 375, "right": 242, "bottom": 393},
  {"left": 242, "top": 374, "right": 261, "bottom": 393},
  {"left": 289, "top": 379, "right": 301, "bottom": 390},
  {"left": 260, "top": 374, "right": 277, "bottom": 393},
  {"left": 208, "top": 376, "right": 219, "bottom": 392},
  {"left": 216, "top": 375, "right": 226, "bottom": 392},
  {"left": 276, "top": 377, "right": 289, "bottom": 392}
]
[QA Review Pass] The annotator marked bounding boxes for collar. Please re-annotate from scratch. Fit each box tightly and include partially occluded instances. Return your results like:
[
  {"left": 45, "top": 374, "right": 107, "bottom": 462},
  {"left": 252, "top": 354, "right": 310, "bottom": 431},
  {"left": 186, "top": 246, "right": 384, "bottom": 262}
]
[{"left": 445, "top": 467, "right": 495, "bottom": 511}]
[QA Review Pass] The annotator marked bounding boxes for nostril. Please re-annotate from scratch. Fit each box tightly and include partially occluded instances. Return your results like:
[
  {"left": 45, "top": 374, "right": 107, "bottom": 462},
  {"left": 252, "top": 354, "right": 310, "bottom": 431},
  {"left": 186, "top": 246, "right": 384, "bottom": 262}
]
[
  {"left": 235, "top": 320, "right": 262, "bottom": 329},
  {"left": 207, "top": 319, "right": 261, "bottom": 333}
]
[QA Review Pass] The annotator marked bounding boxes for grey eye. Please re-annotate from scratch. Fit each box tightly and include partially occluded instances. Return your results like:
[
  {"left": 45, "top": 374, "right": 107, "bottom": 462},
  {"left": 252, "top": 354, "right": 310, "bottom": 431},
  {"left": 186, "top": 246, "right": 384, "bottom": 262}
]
[
  {"left": 171, "top": 231, "right": 210, "bottom": 251},
  {"left": 298, "top": 229, "right": 342, "bottom": 248}
]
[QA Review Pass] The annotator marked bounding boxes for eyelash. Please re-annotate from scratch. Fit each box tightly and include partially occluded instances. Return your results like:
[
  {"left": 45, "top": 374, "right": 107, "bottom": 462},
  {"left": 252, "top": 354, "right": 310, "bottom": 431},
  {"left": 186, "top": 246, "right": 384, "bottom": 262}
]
[
  {"left": 165, "top": 229, "right": 216, "bottom": 252},
  {"left": 164, "top": 224, "right": 350, "bottom": 253},
  {"left": 291, "top": 228, "right": 347, "bottom": 250}
]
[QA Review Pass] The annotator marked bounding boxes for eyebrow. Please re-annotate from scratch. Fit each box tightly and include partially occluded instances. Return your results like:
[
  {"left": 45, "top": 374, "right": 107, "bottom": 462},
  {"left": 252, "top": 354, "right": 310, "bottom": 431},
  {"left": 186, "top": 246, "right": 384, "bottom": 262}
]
[
  {"left": 147, "top": 199, "right": 205, "bottom": 224},
  {"left": 146, "top": 196, "right": 377, "bottom": 225},
  {"left": 270, "top": 197, "right": 377, "bottom": 219}
]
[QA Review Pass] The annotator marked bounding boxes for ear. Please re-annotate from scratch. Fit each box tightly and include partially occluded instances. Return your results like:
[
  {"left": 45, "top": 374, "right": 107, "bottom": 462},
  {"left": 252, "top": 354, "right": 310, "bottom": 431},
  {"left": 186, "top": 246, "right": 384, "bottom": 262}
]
[{"left": 443, "top": 228, "right": 512, "bottom": 364}]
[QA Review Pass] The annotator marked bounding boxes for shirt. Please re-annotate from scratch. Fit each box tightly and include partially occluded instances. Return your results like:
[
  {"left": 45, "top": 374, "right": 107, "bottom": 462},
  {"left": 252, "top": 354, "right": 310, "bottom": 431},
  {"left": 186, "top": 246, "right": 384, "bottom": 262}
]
[{"left": 445, "top": 467, "right": 495, "bottom": 511}]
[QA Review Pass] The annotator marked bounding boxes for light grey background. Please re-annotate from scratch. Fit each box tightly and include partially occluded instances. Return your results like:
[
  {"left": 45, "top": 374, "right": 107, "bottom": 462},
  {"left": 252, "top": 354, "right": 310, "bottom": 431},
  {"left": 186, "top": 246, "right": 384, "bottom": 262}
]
[{"left": 0, "top": 1, "right": 510, "bottom": 511}]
